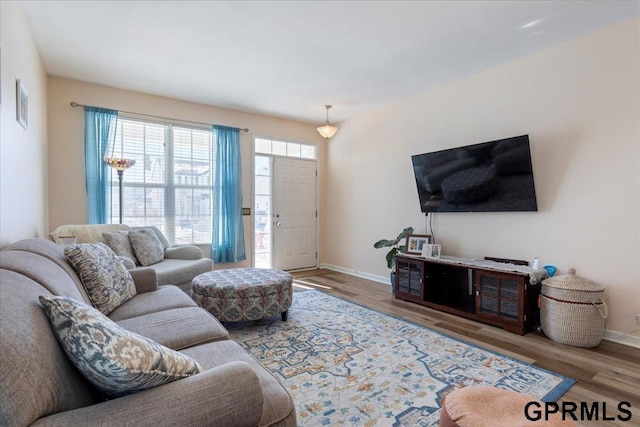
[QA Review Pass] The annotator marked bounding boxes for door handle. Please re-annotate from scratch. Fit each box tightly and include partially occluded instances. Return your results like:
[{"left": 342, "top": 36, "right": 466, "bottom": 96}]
[{"left": 275, "top": 221, "right": 282, "bottom": 227}]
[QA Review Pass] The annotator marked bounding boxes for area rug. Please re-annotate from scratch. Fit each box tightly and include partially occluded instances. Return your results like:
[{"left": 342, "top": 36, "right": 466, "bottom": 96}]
[{"left": 226, "top": 290, "right": 575, "bottom": 426}]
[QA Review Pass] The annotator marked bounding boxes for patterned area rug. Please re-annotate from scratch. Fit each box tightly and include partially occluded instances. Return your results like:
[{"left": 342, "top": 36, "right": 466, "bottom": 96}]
[{"left": 226, "top": 290, "right": 574, "bottom": 426}]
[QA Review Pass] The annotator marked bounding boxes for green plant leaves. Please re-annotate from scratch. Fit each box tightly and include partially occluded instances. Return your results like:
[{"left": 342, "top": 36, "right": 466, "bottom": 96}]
[
  {"left": 396, "top": 227, "right": 414, "bottom": 241},
  {"left": 386, "top": 247, "right": 398, "bottom": 269},
  {"left": 373, "top": 239, "right": 396, "bottom": 249},
  {"left": 373, "top": 227, "right": 414, "bottom": 249},
  {"left": 374, "top": 226, "right": 415, "bottom": 270}
]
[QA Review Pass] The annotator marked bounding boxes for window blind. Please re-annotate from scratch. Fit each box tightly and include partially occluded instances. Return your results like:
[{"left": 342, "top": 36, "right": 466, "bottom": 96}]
[{"left": 110, "top": 117, "right": 214, "bottom": 244}]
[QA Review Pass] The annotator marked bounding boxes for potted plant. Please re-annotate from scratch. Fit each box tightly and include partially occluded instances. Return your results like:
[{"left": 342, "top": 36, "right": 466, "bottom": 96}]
[{"left": 373, "top": 226, "right": 414, "bottom": 292}]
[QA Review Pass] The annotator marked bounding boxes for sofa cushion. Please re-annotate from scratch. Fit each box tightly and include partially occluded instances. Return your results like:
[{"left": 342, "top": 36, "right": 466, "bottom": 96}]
[
  {"left": 108, "top": 285, "right": 197, "bottom": 321},
  {"left": 39, "top": 295, "right": 202, "bottom": 398},
  {"left": 0, "top": 249, "right": 90, "bottom": 303},
  {"left": 116, "top": 307, "right": 229, "bottom": 350},
  {"left": 3, "top": 238, "right": 93, "bottom": 303},
  {"left": 129, "top": 228, "right": 165, "bottom": 266},
  {"left": 64, "top": 243, "right": 137, "bottom": 315},
  {"left": 103, "top": 230, "right": 139, "bottom": 265}
]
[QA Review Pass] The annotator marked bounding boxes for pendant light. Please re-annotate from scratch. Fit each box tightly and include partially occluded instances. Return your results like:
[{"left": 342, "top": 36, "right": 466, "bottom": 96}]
[{"left": 316, "top": 105, "right": 339, "bottom": 139}]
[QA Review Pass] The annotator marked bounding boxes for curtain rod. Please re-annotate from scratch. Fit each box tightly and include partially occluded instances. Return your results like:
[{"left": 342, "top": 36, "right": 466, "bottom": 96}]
[{"left": 69, "top": 102, "right": 249, "bottom": 133}]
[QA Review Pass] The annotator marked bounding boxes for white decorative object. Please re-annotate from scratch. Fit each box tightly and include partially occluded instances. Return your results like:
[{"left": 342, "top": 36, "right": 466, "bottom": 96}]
[
  {"left": 422, "top": 244, "right": 441, "bottom": 259},
  {"left": 316, "top": 105, "right": 339, "bottom": 139}
]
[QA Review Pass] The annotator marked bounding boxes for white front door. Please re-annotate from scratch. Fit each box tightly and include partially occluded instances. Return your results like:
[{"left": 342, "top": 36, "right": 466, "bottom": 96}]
[{"left": 272, "top": 157, "right": 317, "bottom": 270}]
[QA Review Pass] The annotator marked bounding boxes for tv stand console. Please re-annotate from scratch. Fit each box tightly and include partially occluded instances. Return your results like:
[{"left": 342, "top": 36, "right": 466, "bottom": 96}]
[{"left": 394, "top": 254, "right": 546, "bottom": 335}]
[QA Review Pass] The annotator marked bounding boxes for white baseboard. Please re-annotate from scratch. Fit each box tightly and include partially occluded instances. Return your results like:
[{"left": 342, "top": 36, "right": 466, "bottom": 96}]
[
  {"left": 319, "top": 263, "right": 392, "bottom": 287},
  {"left": 602, "top": 330, "right": 640, "bottom": 348}
]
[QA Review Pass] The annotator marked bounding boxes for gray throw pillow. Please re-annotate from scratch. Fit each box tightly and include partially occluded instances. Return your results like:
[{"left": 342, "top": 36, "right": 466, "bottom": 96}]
[
  {"left": 39, "top": 295, "right": 201, "bottom": 397},
  {"left": 64, "top": 243, "right": 137, "bottom": 315},
  {"left": 129, "top": 228, "right": 165, "bottom": 266},
  {"left": 103, "top": 231, "right": 139, "bottom": 265}
]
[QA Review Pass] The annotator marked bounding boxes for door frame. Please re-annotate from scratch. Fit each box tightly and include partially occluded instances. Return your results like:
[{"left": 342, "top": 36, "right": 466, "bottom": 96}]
[{"left": 251, "top": 136, "right": 320, "bottom": 270}]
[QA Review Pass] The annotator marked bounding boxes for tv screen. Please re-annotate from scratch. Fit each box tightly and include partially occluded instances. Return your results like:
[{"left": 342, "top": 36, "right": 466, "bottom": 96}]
[{"left": 411, "top": 135, "right": 538, "bottom": 213}]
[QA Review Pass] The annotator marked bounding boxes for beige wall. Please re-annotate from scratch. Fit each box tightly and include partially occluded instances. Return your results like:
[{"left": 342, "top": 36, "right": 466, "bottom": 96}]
[
  {"left": 47, "top": 77, "right": 325, "bottom": 267},
  {"left": 4, "top": 3, "right": 637, "bottom": 339},
  {"left": 0, "top": 1, "right": 49, "bottom": 246},
  {"left": 322, "top": 18, "right": 640, "bottom": 336}
]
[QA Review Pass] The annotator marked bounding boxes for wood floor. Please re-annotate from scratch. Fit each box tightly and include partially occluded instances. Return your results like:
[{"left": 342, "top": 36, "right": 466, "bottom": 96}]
[{"left": 290, "top": 270, "right": 640, "bottom": 427}]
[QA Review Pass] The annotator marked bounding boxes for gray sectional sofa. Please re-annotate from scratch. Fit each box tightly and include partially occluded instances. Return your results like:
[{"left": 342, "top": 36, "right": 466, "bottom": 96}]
[
  {"left": 0, "top": 238, "right": 296, "bottom": 426},
  {"left": 48, "top": 224, "right": 213, "bottom": 292}
]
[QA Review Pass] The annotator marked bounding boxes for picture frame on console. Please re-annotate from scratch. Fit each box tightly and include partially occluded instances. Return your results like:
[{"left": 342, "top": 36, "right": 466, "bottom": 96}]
[
  {"left": 406, "top": 234, "right": 431, "bottom": 255},
  {"left": 422, "top": 244, "right": 441, "bottom": 259}
]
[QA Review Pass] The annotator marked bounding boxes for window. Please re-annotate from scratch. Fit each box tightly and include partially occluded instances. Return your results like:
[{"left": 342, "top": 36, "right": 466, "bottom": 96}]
[
  {"left": 110, "top": 117, "right": 214, "bottom": 245},
  {"left": 254, "top": 155, "right": 271, "bottom": 268},
  {"left": 255, "top": 138, "right": 317, "bottom": 159}
]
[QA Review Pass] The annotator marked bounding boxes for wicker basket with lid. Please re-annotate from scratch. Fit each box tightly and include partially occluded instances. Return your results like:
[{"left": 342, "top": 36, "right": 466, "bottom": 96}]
[{"left": 540, "top": 267, "right": 607, "bottom": 347}]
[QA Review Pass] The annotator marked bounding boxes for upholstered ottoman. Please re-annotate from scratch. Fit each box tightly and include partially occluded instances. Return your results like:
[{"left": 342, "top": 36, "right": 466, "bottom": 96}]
[
  {"left": 440, "top": 386, "right": 575, "bottom": 427},
  {"left": 192, "top": 268, "right": 293, "bottom": 322}
]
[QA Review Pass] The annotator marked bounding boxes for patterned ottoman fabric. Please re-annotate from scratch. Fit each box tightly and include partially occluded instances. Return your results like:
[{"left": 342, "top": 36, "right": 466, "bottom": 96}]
[{"left": 192, "top": 268, "right": 293, "bottom": 322}]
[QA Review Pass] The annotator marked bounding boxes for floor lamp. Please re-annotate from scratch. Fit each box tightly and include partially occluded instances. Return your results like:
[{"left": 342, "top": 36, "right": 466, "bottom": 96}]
[{"left": 104, "top": 158, "right": 136, "bottom": 224}]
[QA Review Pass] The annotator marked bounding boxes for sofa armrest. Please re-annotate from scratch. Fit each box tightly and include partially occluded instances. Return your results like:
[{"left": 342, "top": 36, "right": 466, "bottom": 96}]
[
  {"left": 32, "top": 361, "right": 264, "bottom": 427},
  {"left": 164, "top": 245, "right": 203, "bottom": 260},
  {"left": 129, "top": 267, "right": 158, "bottom": 294},
  {"left": 118, "top": 256, "right": 136, "bottom": 270}
]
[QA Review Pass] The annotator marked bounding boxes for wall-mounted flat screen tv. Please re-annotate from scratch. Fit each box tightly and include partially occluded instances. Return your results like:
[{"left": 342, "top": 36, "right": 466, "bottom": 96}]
[{"left": 411, "top": 134, "right": 538, "bottom": 213}]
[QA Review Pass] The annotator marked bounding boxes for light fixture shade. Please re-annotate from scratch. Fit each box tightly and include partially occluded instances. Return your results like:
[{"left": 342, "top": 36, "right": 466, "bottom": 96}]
[
  {"left": 317, "top": 124, "right": 339, "bottom": 139},
  {"left": 104, "top": 157, "right": 136, "bottom": 171},
  {"left": 317, "top": 104, "right": 339, "bottom": 139}
]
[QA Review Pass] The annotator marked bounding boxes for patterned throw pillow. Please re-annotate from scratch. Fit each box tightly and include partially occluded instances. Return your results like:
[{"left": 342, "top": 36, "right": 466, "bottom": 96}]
[
  {"left": 64, "top": 243, "right": 137, "bottom": 315},
  {"left": 39, "top": 295, "right": 201, "bottom": 397},
  {"left": 129, "top": 228, "right": 165, "bottom": 266},
  {"left": 102, "top": 231, "right": 139, "bottom": 266}
]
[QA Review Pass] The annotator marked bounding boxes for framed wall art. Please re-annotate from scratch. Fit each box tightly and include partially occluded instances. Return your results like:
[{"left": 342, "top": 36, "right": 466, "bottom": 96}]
[{"left": 16, "top": 79, "right": 28, "bottom": 129}]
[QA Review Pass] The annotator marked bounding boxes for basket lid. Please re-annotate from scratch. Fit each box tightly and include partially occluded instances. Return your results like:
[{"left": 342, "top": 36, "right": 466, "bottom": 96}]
[{"left": 542, "top": 267, "right": 605, "bottom": 291}]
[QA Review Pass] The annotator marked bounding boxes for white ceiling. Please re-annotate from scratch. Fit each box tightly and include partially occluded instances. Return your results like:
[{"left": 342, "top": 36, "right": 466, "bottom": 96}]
[{"left": 23, "top": 1, "right": 639, "bottom": 124}]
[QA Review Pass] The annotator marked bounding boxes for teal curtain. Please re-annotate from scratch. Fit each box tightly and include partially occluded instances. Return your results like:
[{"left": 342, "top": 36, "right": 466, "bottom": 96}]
[
  {"left": 212, "top": 125, "right": 246, "bottom": 263},
  {"left": 84, "top": 107, "right": 118, "bottom": 224}
]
